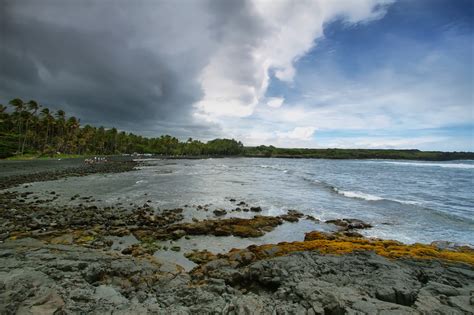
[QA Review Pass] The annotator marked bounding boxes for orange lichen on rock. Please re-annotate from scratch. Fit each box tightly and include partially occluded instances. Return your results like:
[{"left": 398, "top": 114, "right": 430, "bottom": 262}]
[
  {"left": 185, "top": 250, "right": 218, "bottom": 264},
  {"left": 206, "top": 231, "right": 474, "bottom": 267},
  {"left": 243, "top": 231, "right": 474, "bottom": 265}
]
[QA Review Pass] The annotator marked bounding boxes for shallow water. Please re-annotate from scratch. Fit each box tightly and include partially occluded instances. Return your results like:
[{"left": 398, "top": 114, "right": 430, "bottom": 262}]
[{"left": 4, "top": 158, "right": 474, "bottom": 247}]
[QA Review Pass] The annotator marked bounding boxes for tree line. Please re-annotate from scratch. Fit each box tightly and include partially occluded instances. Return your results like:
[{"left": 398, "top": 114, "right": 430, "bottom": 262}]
[
  {"left": 0, "top": 98, "right": 244, "bottom": 158},
  {"left": 245, "top": 145, "right": 474, "bottom": 161},
  {"left": 1, "top": 98, "right": 472, "bottom": 160}
]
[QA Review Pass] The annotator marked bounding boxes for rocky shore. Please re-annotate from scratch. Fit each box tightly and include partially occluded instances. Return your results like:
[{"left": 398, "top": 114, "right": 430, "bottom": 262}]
[{"left": 0, "top": 160, "right": 473, "bottom": 314}]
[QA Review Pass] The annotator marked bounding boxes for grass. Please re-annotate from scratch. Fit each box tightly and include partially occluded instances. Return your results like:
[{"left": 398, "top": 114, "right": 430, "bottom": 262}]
[{"left": 5, "top": 153, "right": 97, "bottom": 161}]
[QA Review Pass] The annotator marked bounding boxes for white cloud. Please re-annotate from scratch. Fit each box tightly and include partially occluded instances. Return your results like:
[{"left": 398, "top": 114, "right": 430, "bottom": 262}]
[
  {"left": 193, "top": 0, "right": 393, "bottom": 121},
  {"left": 320, "top": 136, "right": 449, "bottom": 149},
  {"left": 266, "top": 97, "right": 284, "bottom": 108},
  {"left": 278, "top": 127, "right": 316, "bottom": 140}
]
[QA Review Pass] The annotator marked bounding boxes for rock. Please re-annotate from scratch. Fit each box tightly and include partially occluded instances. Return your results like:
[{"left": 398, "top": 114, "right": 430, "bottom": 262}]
[
  {"left": 250, "top": 206, "right": 262, "bottom": 212},
  {"left": 213, "top": 209, "right": 227, "bottom": 217},
  {"left": 121, "top": 247, "right": 133, "bottom": 255},
  {"left": 0, "top": 232, "right": 10, "bottom": 241},
  {"left": 430, "top": 241, "right": 467, "bottom": 251},
  {"left": 20, "top": 291, "right": 65, "bottom": 315},
  {"left": 171, "top": 246, "right": 181, "bottom": 252},
  {"left": 338, "top": 230, "right": 364, "bottom": 238},
  {"left": 305, "top": 215, "right": 319, "bottom": 222},
  {"left": 185, "top": 250, "right": 217, "bottom": 264},
  {"left": 279, "top": 210, "right": 304, "bottom": 222},
  {"left": 326, "top": 218, "right": 372, "bottom": 230},
  {"left": 95, "top": 285, "right": 128, "bottom": 305},
  {"left": 171, "top": 229, "right": 186, "bottom": 240},
  {"left": 50, "top": 234, "right": 74, "bottom": 245},
  {"left": 279, "top": 214, "right": 299, "bottom": 222},
  {"left": 304, "top": 231, "right": 336, "bottom": 241},
  {"left": 170, "top": 216, "right": 282, "bottom": 239},
  {"left": 0, "top": 230, "right": 474, "bottom": 314}
]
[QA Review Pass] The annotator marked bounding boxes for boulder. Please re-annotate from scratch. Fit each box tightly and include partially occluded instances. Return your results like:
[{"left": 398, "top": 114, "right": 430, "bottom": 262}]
[
  {"left": 213, "top": 209, "right": 227, "bottom": 217},
  {"left": 250, "top": 206, "right": 262, "bottom": 212}
]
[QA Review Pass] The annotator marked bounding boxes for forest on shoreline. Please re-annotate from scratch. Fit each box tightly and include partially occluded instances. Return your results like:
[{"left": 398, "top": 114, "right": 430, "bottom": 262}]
[{"left": 1, "top": 98, "right": 473, "bottom": 161}]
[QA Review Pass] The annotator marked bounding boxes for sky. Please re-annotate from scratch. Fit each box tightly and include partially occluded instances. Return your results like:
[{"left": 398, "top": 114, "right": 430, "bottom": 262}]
[{"left": 1, "top": 0, "right": 473, "bottom": 151}]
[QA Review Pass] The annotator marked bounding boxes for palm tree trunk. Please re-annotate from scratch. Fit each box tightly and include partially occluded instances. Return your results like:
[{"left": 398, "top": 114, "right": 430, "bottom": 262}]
[{"left": 21, "top": 119, "right": 29, "bottom": 155}]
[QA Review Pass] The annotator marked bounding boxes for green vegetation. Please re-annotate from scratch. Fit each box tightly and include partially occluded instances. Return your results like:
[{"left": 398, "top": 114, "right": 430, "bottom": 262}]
[
  {"left": 5, "top": 153, "right": 91, "bottom": 161},
  {"left": 0, "top": 98, "right": 243, "bottom": 158},
  {"left": 244, "top": 145, "right": 474, "bottom": 161},
  {"left": 1, "top": 98, "right": 472, "bottom": 160}
]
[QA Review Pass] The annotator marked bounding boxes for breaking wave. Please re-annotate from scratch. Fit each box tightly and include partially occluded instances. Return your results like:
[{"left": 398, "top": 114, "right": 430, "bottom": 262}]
[
  {"left": 331, "top": 187, "right": 421, "bottom": 205},
  {"left": 332, "top": 188, "right": 383, "bottom": 201},
  {"left": 375, "top": 161, "right": 474, "bottom": 169}
]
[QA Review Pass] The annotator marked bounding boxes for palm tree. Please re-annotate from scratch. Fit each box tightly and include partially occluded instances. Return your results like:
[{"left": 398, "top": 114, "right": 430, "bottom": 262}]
[
  {"left": 55, "top": 109, "right": 66, "bottom": 152},
  {"left": 8, "top": 98, "right": 25, "bottom": 153},
  {"left": 40, "top": 107, "right": 54, "bottom": 150},
  {"left": 0, "top": 104, "right": 6, "bottom": 131},
  {"left": 65, "top": 116, "right": 80, "bottom": 153},
  {"left": 20, "top": 100, "right": 39, "bottom": 154}
]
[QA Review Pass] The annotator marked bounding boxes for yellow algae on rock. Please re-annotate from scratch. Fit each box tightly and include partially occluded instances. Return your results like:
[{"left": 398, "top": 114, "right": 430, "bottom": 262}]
[{"left": 195, "top": 231, "right": 474, "bottom": 267}]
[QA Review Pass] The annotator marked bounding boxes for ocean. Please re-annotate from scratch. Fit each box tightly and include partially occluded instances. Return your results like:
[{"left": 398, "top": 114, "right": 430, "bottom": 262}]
[{"left": 5, "top": 158, "right": 474, "bottom": 248}]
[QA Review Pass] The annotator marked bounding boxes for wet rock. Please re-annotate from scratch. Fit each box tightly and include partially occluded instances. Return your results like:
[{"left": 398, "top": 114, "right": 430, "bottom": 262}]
[
  {"left": 162, "top": 215, "right": 283, "bottom": 240},
  {"left": 326, "top": 218, "right": 372, "bottom": 230},
  {"left": 121, "top": 244, "right": 156, "bottom": 257},
  {"left": 250, "top": 206, "right": 262, "bottom": 212},
  {"left": 184, "top": 250, "right": 217, "bottom": 264},
  {"left": 213, "top": 209, "right": 227, "bottom": 217},
  {"left": 430, "top": 240, "right": 468, "bottom": 251},
  {"left": 171, "top": 246, "right": 181, "bottom": 252},
  {"left": 171, "top": 229, "right": 186, "bottom": 240},
  {"left": 279, "top": 210, "right": 304, "bottom": 222}
]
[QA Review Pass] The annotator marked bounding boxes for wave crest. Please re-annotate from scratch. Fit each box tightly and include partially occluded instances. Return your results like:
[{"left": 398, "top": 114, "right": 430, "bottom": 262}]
[
  {"left": 332, "top": 188, "right": 383, "bottom": 201},
  {"left": 376, "top": 161, "right": 474, "bottom": 169}
]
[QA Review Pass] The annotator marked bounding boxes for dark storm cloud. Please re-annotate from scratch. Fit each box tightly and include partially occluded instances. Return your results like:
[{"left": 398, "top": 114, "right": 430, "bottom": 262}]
[
  {"left": 0, "top": 0, "right": 230, "bottom": 137},
  {"left": 1, "top": 0, "right": 400, "bottom": 145}
]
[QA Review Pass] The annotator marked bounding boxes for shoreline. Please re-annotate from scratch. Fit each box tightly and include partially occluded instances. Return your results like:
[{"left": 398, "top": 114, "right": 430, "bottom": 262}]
[
  {"left": 3, "top": 151, "right": 474, "bottom": 162},
  {"left": 0, "top": 161, "right": 473, "bottom": 313}
]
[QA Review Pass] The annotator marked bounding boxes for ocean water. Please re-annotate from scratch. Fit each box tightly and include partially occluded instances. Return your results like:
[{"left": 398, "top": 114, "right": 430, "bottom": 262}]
[{"left": 5, "top": 158, "right": 474, "bottom": 246}]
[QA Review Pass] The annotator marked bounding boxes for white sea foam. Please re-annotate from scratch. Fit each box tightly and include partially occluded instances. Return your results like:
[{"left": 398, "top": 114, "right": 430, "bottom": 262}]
[
  {"left": 333, "top": 188, "right": 384, "bottom": 201},
  {"left": 332, "top": 187, "right": 422, "bottom": 205},
  {"left": 390, "top": 199, "right": 422, "bottom": 206},
  {"left": 377, "top": 161, "right": 474, "bottom": 169},
  {"left": 259, "top": 164, "right": 289, "bottom": 173}
]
